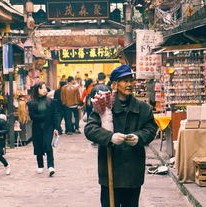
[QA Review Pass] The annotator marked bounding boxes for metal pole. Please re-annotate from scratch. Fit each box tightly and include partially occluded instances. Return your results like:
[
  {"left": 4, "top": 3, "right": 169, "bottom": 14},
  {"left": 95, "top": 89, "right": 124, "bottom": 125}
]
[
  {"left": 8, "top": 69, "right": 15, "bottom": 148},
  {"left": 125, "top": 2, "right": 133, "bottom": 46}
]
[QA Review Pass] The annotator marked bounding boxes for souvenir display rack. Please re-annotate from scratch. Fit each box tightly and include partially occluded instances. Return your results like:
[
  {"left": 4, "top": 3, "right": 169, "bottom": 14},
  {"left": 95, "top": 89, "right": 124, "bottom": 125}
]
[
  {"left": 135, "top": 79, "right": 147, "bottom": 97},
  {"left": 163, "top": 50, "right": 206, "bottom": 106},
  {"left": 135, "top": 79, "right": 149, "bottom": 103},
  {"left": 154, "top": 81, "right": 165, "bottom": 112}
]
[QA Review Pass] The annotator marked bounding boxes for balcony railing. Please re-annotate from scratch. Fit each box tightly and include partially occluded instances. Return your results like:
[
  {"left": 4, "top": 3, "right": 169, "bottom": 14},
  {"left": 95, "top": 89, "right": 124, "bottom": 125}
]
[{"left": 163, "top": 5, "right": 206, "bottom": 38}]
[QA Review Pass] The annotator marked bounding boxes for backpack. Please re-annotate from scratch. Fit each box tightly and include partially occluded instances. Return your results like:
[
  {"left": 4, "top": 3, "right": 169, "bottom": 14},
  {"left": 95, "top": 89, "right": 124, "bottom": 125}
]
[{"left": 85, "top": 93, "right": 92, "bottom": 108}]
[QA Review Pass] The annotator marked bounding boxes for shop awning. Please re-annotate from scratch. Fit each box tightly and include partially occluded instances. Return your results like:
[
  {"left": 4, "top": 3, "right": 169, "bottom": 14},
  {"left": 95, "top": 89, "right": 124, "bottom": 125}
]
[
  {"left": 154, "top": 44, "right": 206, "bottom": 53},
  {"left": 0, "top": 1, "right": 23, "bottom": 23}
]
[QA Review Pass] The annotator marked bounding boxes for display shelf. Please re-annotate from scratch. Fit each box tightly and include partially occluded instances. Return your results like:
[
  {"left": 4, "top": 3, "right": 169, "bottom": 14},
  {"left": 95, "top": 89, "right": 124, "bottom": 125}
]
[
  {"left": 135, "top": 79, "right": 147, "bottom": 97},
  {"left": 163, "top": 50, "right": 206, "bottom": 105},
  {"left": 154, "top": 81, "right": 165, "bottom": 112}
]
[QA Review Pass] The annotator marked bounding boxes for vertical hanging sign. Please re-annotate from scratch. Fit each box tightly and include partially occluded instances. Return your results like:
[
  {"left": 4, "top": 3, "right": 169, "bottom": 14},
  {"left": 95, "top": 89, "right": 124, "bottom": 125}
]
[
  {"left": 136, "top": 29, "right": 163, "bottom": 79},
  {"left": 3, "top": 43, "right": 13, "bottom": 74}
]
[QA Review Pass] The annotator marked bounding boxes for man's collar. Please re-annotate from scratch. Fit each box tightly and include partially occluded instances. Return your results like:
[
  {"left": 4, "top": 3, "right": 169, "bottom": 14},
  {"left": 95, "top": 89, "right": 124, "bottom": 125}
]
[{"left": 112, "top": 95, "right": 140, "bottom": 113}]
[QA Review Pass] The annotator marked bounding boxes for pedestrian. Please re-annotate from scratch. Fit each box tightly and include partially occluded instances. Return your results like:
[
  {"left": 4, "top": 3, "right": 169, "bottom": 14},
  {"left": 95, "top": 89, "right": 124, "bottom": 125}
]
[
  {"left": 75, "top": 71, "right": 82, "bottom": 87},
  {"left": 54, "top": 81, "right": 67, "bottom": 135},
  {"left": 27, "top": 82, "right": 58, "bottom": 176},
  {"left": 0, "top": 111, "right": 11, "bottom": 175},
  {"left": 61, "top": 76, "right": 82, "bottom": 135},
  {"left": 81, "top": 78, "right": 93, "bottom": 121},
  {"left": 60, "top": 74, "right": 67, "bottom": 82},
  {"left": 90, "top": 72, "right": 109, "bottom": 98},
  {"left": 84, "top": 65, "right": 158, "bottom": 206},
  {"left": 82, "top": 73, "right": 89, "bottom": 87}
]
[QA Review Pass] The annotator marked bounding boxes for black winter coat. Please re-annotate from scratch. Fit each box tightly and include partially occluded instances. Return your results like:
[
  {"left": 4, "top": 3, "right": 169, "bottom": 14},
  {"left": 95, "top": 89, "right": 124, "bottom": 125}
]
[
  {"left": 0, "top": 118, "right": 8, "bottom": 155},
  {"left": 27, "top": 97, "right": 58, "bottom": 155},
  {"left": 84, "top": 95, "right": 158, "bottom": 188}
]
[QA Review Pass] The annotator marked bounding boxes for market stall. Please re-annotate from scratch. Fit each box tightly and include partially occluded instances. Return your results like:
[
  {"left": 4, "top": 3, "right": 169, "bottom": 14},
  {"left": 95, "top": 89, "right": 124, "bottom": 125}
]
[{"left": 175, "top": 128, "right": 206, "bottom": 183}]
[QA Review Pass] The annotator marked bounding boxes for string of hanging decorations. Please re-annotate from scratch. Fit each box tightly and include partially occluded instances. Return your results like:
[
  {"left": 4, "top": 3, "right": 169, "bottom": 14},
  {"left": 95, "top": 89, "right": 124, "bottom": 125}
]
[{"left": 155, "top": 2, "right": 182, "bottom": 30}]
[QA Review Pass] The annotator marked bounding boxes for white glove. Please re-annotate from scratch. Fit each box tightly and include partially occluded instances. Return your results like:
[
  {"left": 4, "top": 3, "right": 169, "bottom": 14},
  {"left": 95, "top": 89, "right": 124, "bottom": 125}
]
[
  {"left": 125, "top": 134, "right": 139, "bottom": 146},
  {"left": 111, "top": 133, "right": 126, "bottom": 145}
]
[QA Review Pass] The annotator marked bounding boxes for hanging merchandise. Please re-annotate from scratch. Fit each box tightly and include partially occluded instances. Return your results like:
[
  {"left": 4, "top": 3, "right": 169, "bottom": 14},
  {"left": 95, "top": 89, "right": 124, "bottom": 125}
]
[
  {"left": 17, "top": 97, "right": 30, "bottom": 125},
  {"left": 163, "top": 50, "right": 206, "bottom": 105}
]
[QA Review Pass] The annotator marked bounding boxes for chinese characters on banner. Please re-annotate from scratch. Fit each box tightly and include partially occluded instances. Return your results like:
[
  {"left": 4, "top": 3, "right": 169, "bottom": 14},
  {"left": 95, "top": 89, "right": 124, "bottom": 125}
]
[
  {"left": 136, "top": 29, "right": 163, "bottom": 79},
  {"left": 47, "top": 1, "right": 109, "bottom": 20},
  {"left": 58, "top": 47, "right": 118, "bottom": 63}
]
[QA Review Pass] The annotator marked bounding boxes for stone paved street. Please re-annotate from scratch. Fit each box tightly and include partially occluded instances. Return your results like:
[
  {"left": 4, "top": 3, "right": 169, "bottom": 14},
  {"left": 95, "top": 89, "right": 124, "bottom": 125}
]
[{"left": 0, "top": 122, "right": 193, "bottom": 207}]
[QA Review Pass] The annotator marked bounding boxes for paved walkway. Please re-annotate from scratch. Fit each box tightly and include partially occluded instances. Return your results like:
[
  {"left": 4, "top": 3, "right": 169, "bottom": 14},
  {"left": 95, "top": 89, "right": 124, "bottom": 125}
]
[
  {"left": 0, "top": 122, "right": 193, "bottom": 207},
  {"left": 1, "top": 133, "right": 100, "bottom": 207}
]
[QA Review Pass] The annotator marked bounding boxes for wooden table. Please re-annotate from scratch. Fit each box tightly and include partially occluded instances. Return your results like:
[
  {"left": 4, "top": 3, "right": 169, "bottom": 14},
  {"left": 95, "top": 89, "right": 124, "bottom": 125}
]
[{"left": 175, "top": 128, "right": 206, "bottom": 183}]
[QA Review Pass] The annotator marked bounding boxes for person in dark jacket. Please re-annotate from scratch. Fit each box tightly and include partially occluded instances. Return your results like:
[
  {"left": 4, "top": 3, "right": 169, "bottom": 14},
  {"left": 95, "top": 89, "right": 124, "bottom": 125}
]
[
  {"left": 54, "top": 81, "right": 67, "bottom": 135},
  {"left": 84, "top": 65, "right": 158, "bottom": 207},
  {"left": 27, "top": 82, "right": 58, "bottom": 177},
  {"left": 0, "top": 113, "right": 10, "bottom": 175},
  {"left": 81, "top": 78, "right": 94, "bottom": 122},
  {"left": 90, "top": 72, "right": 110, "bottom": 98}
]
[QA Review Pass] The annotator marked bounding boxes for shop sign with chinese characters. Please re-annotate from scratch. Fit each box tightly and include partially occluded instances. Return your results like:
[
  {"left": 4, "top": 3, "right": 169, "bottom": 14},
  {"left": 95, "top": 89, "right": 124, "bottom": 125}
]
[
  {"left": 47, "top": 0, "right": 109, "bottom": 20},
  {"left": 136, "top": 29, "right": 163, "bottom": 79},
  {"left": 58, "top": 47, "right": 118, "bottom": 63}
]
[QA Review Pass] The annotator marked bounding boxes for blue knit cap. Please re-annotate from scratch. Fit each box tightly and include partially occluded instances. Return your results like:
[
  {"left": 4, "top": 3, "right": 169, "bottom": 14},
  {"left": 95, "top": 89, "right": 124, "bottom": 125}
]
[{"left": 110, "top": 65, "right": 134, "bottom": 82}]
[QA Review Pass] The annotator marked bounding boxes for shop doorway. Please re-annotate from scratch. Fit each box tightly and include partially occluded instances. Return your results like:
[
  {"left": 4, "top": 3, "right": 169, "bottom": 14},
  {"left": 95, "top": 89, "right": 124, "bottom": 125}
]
[{"left": 56, "top": 62, "right": 120, "bottom": 88}]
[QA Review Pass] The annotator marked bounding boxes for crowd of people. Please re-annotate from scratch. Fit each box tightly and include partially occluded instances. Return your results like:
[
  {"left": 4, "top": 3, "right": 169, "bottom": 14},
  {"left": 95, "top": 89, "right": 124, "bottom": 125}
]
[{"left": 53, "top": 71, "right": 111, "bottom": 135}]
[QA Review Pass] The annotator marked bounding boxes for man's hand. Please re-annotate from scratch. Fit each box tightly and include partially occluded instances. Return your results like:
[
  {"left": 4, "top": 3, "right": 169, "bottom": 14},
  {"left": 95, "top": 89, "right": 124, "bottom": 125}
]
[
  {"left": 111, "top": 133, "right": 126, "bottom": 145},
  {"left": 125, "top": 134, "right": 139, "bottom": 146}
]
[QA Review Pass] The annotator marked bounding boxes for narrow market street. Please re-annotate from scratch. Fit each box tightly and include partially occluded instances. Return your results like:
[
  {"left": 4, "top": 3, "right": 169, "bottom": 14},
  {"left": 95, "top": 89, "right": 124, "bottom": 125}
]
[{"left": 0, "top": 121, "right": 193, "bottom": 207}]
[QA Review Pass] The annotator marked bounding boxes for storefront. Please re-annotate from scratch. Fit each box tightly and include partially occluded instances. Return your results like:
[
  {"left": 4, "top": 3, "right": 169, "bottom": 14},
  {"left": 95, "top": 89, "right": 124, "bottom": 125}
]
[{"left": 51, "top": 46, "right": 121, "bottom": 88}]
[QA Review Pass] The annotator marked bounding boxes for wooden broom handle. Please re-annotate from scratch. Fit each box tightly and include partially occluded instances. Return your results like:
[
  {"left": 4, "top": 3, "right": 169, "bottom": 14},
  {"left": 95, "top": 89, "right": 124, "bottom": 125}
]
[{"left": 107, "top": 146, "right": 115, "bottom": 207}]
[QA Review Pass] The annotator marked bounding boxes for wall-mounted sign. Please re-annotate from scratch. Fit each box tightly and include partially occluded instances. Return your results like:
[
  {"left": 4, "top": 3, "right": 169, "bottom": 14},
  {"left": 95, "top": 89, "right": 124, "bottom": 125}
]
[
  {"left": 3, "top": 43, "right": 13, "bottom": 74},
  {"left": 47, "top": 1, "right": 109, "bottom": 20},
  {"left": 58, "top": 47, "right": 118, "bottom": 63}
]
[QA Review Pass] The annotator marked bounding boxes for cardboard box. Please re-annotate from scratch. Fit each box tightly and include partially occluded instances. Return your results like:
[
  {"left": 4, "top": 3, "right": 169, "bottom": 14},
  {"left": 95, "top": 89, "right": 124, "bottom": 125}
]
[{"left": 187, "top": 106, "right": 201, "bottom": 121}]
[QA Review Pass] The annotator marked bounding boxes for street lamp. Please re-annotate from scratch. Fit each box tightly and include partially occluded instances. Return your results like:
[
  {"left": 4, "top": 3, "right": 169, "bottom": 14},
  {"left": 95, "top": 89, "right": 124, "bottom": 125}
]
[{"left": 24, "top": 38, "right": 33, "bottom": 66}]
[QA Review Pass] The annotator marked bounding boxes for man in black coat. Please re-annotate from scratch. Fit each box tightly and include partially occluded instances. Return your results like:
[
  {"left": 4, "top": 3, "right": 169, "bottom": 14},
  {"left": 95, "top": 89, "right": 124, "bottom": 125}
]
[{"left": 84, "top": 65, "right": 158, "bottom": 207}]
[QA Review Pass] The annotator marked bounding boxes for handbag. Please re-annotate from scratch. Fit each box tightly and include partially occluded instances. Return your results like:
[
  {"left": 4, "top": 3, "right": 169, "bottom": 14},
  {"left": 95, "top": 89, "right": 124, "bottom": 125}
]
[{"left": 52, "top": 134, "right": 59, "bottom": 148}]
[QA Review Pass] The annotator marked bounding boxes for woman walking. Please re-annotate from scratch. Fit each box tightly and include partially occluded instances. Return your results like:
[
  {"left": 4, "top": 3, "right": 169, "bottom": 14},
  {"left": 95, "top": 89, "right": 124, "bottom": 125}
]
[{"left": 27, "top": 82, "right": 58, "bottom": 177}]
